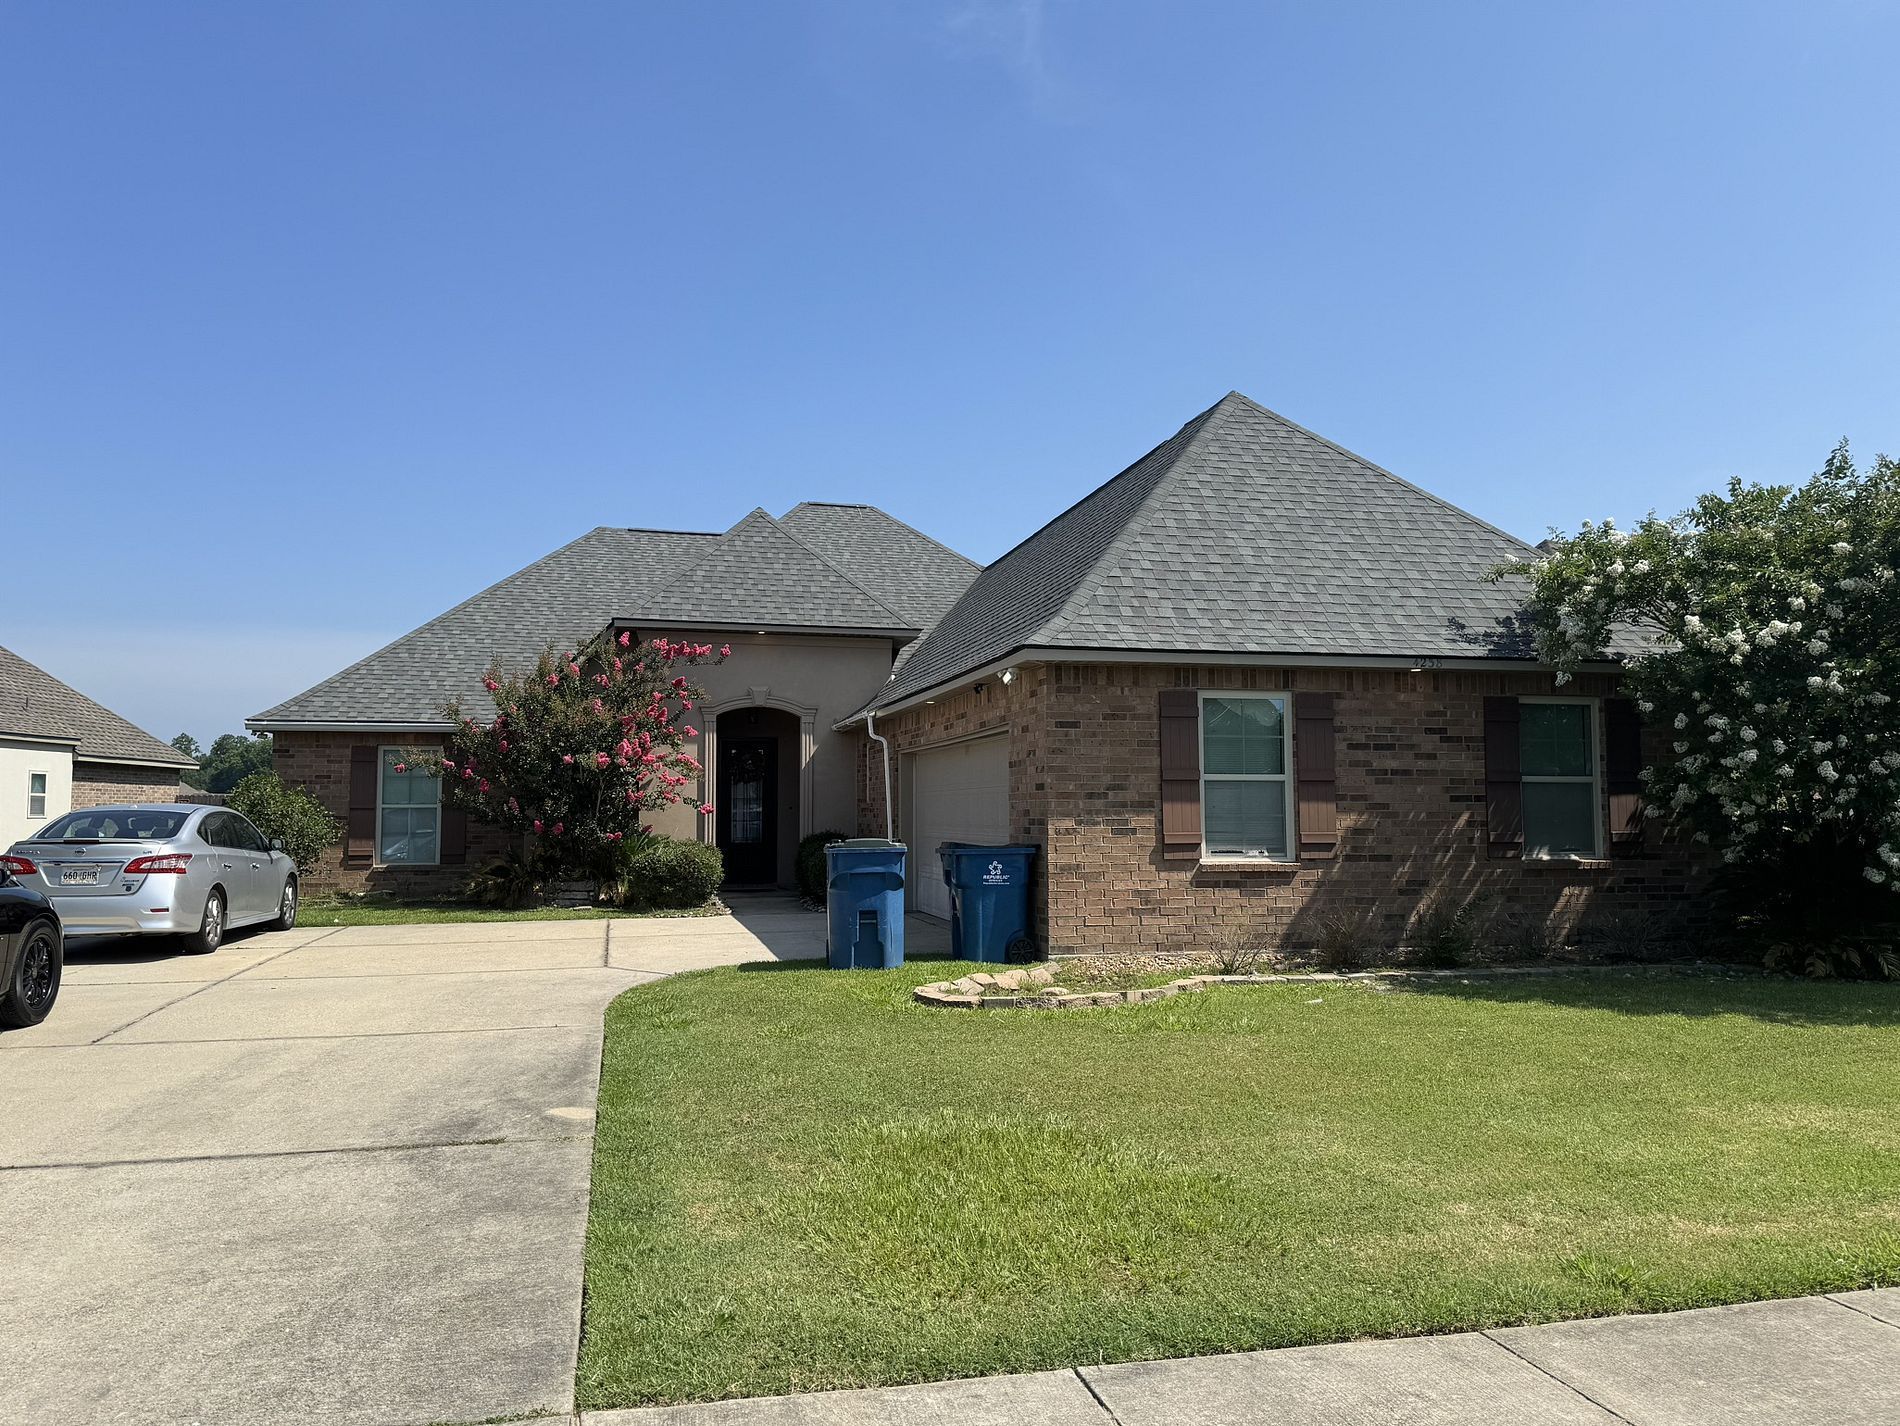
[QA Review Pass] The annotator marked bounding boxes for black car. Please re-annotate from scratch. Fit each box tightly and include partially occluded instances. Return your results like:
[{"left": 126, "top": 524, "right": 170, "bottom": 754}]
[{"left": 0, "top": 864, "right": 62, "bottom": 1028}]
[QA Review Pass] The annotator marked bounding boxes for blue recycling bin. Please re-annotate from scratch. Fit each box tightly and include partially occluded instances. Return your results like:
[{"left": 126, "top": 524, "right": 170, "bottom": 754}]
[
  {"left": 938, "top": 843, "right": 1039, "bottom": 963},
  {"left": 824, "top": 839, "right": 907, "bottom": 969}
]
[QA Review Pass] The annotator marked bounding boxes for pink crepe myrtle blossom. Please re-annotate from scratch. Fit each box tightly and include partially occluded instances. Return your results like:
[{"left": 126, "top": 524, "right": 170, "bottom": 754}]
[
  {"left": 594, "top": 752, "right": 611, "bottom": 769},
  {"left": 393, "top": 762, "right": 408, "bottom": 774},
  {"left": 546, "top": 672, "right": 561, "bottom": 687},
  {"left": 681, "top": 726, "right": 698, "bottom": 739},
  {"left": 697, "top": 803, "right": 714, "bottom": 816},
  {"left": 719, "top": 644, "right": 731, "bottom": 657},
  {"left": 561, "top": 753, "right": 574, "bottom": 765},
  {"left": 618, "top": 630, "right": 631, "bottom": 647},
  {"left": 532, "top": 819, "right": 544, "bottom": 834},
  {"left": 550, "top": 822, "right": 563, "bottom": 837}
]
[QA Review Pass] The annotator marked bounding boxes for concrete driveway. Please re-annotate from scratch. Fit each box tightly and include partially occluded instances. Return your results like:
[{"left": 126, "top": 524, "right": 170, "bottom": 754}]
[{"left": 0, "top": 896, "right": 915, "bottom": 1426}]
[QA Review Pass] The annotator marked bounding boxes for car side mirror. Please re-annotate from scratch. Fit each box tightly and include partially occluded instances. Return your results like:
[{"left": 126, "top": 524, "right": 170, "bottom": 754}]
[{"left": 270, "top": 838, "right": 285, "bottom": 853}]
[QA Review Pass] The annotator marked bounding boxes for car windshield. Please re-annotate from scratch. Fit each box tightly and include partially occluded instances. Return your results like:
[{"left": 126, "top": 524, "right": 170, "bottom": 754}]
[{"left": 28, "top": 809, "right": 191, "bottom": 842}]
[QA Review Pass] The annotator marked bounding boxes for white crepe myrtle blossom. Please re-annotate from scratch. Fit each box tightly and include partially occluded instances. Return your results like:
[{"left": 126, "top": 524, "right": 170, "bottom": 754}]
[{"left": 1499, "top": 442, "right": 1900, "bottom": 929}]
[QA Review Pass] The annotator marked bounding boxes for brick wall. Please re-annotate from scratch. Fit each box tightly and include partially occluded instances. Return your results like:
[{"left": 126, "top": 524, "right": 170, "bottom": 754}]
[
  {"left": 72, "top": 762, "right": 184, "bottom": 808},
  {"left": 867, "top": 661, "right": 1707, "bottom": 957},
  {"left": 273, "top": 731, "right": 511, "bottom": 895}
]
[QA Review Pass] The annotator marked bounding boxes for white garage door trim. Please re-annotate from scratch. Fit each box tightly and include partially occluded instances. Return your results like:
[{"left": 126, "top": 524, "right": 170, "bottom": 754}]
[{"left": 906, "top": 734, "right": 1010, "bottom": 919}]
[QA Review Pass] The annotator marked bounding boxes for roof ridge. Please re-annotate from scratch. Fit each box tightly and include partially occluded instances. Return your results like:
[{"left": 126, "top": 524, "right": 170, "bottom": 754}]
[
  {"left": 249, "top": 526, "right": 616, "bottom": 722},
  {"left": 1034, "top": 394, "right": 1234, "bottom": 647},
  {"left": 0, "top": 643, "right": 196, "bottom": 766},
  {"left": 742, "top": 509, "right": 918, "bottom": 628},
  {"left": 783, "top": 501, "right": 983, "bottom": 573},
  {"left": 1222, "top": 391, "right": 1540, "bottom": 555}
]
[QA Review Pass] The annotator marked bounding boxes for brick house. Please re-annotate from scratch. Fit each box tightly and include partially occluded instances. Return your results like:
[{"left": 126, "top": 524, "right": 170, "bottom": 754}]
[
  {"left": 0, "top": 643, "right": 197, "bottom": 846},
  {"left": 254, "top": 393, "right": 1699, "bottom": 950}
]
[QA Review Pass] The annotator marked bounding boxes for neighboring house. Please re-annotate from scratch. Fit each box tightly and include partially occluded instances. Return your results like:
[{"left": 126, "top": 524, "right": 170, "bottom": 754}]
[
  {"left": 247, "top": 504, "right": 980, "bottom": 893},
  {"left": 255, "top": 393, "right": 1699, "bottom": 950},
  {"left": 0, "top": 644, "right": 198, "bottom": 846}
]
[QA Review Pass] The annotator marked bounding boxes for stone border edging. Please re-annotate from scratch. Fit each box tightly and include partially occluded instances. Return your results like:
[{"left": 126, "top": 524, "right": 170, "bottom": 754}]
[{"left": 912, "top": 961, "right": 1750, "bottom": 1010}]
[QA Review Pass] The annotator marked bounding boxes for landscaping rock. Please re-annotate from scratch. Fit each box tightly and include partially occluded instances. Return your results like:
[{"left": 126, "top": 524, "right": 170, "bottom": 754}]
[
  {"left": 992, "top": 970, "right": 1026, "bottom": 990},
  {"left": 969, "top": 972, "right": 999, "bottom": 989},
  {"left": 950, "top": 977, "right": 985, "bottom": 995},
  {"left": 1026, "top": 966, "right": 1056, "bottom": 986}
]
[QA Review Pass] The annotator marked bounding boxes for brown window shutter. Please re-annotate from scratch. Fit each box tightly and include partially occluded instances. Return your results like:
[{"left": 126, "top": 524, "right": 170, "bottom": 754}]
[
  {"left": 440, "top": 804, "right": 469, "bottom": 865},
  {"left": 1483, "top": 696, "right": 1523, "bottom": 859},
  {"left": 1294, "top": 691, "right": 1338, "bottom": 859},
  {"left": 1158, "top": 689, "right": 1201, "bottom": 860},
  {"left": 1605, "top": 696, "right": 1644, "bottom": 851},
  {"left": 345, "top": 745, "right": 378, "bottom": 868}
]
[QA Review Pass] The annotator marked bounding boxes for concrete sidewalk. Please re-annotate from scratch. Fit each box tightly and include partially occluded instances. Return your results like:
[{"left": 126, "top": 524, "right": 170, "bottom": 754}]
[{"left": 581, "top": 1290, "right": 1900, "bottom": 1426}]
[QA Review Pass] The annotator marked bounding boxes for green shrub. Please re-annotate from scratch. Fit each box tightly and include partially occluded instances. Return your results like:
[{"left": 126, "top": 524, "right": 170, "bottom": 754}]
[
  {"left": 227, "top": 772, "right": 340, "bottom": 873},
  {"left": 612, "top": 835, "right": 724, "bottom": 911},
  {"left": 1311, "top": 912, "right": 1374, "bottom": 971},
  {"left": 796, "top": 830, "right": 850, "bottom": 901},
  {"left": 1406, "top": 894, "right": 1488, "bottom": 969},
  {"left": 467, "top": 852, "right": 543, "bottom": 909}
]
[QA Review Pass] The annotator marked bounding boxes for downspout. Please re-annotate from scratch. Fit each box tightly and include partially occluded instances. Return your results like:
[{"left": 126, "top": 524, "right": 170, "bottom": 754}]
[{"left": 866, "top": 708, "right": 894, "bottom": 842}]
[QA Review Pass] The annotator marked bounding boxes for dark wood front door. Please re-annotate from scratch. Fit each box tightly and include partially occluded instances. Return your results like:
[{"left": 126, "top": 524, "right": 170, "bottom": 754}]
[{"left": 718, "top": 737, "right": 779, "bottom": 885}]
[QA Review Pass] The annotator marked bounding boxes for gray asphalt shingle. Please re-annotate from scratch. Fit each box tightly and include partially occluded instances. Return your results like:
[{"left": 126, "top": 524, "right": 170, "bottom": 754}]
[
  {"left": 251, "top": 508, "right": 978, "bottom": 727},
  {"left": 869, "top": 391, "right": 1547, "bottom": 711},
  {"left": 0, "top": 644, "right": 198, "bottom": 767}
]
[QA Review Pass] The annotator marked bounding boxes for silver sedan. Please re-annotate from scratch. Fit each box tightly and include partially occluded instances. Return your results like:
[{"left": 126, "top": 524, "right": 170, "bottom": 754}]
[{"left": 1, "top": 804, "right": 298, "bottom": 953}]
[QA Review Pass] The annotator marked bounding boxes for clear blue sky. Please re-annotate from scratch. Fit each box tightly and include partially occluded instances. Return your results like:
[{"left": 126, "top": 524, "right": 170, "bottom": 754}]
[{"left": 3, "top": 1, "right": 1895, "bottom": 746}]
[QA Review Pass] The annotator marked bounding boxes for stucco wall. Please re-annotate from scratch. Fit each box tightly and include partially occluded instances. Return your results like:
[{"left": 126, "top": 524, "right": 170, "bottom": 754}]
[
  {"left": 0, "top": 740, "right": 73, "bottom": 848},
  {"left": 272, "top": 629, "right": 899, "bottom": 894}
]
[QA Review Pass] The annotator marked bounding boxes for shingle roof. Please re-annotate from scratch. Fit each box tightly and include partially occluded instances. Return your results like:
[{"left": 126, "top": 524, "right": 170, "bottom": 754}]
[
  {"left": 867, "top": 391, "right": 1549, "bottom": 711},
  {"left": 778, "top": 502, "right": 982, "bottom": 629},
  {"left": 251, "top": 506, "right": 979, "bottom": 727},
  {"left": 0, "top": 644, "right": 197, "bottom": 768},
  {"left": 619, "top": 508, "right": 918, "bottom": 634}
]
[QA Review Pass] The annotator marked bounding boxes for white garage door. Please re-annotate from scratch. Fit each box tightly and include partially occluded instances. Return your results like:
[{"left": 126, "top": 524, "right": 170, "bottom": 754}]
[{"left": 908, "top": 735, "right": 1010, "bottom": 919}]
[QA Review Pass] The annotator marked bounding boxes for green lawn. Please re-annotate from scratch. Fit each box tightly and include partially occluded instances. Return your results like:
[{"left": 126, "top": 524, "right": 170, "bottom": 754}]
[
  {"left": 298, "top": 899, "right": 723, "bottom": 926},
  {"left": 580, "top": 964, "right": 1900, "bottom": 1409}
]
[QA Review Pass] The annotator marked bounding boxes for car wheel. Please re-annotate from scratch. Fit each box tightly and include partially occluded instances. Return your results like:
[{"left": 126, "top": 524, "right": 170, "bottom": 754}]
[
  {"left": 0, "top": 918, "right": 62, "bottom": 1029},
  {"left": 274, "top": 878, "right": 298, "bottom": 932},
  {"left": 182, "top": 888, "right": 225, "bottom": 955}
]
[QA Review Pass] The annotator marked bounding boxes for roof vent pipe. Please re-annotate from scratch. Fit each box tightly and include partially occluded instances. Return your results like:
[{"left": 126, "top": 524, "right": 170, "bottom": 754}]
[{"left": 866, "top": 708, "right": 894, "bottom": 842}]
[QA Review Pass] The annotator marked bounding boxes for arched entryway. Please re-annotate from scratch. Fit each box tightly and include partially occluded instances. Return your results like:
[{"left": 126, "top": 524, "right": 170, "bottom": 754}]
[{"left": 710, "top": 704, "right": 805, "bottom": 888}]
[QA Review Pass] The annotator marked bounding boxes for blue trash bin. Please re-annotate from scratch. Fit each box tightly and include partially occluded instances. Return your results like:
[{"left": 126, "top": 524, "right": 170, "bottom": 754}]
[
  {"left": 938, "top": 843, "right": 1038, "bottom": 963},
  {"left": 824, "top": 839, "right": 906, "bottom": 969}
]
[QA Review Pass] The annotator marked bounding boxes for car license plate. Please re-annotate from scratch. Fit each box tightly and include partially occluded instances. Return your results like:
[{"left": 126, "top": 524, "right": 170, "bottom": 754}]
[{"left": 60, "top": 865, "right": 100, "bottom": 886}]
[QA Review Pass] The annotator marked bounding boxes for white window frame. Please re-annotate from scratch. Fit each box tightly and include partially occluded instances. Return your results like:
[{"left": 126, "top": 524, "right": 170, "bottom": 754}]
[
  {"left": 376, "top": 746, "right": 442, "bottom": 868},
  {"left": 1519, "top": 696, "right": 1604, "bottom": 860},
  {"left": 1198, "top": 690, "right": 1296, "bottom": 861},
  {"left": 26, "top": 771, "right": 47, "bottom": 821}
]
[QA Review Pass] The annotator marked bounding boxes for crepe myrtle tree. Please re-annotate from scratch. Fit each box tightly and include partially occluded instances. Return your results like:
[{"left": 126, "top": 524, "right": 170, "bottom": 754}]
[
  {"left": 1499, "top": 443, "right": 1900, "bottom": 945},
  {"left": 406, "top": 631, "right": 730, "bottom": 880}
]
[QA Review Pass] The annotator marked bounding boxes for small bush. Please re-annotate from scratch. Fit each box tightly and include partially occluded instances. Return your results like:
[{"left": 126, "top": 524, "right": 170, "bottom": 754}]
[
  {"left": 1311, "top": 912, "right": 1374, "bottom": 971},
  {"left": 468, "top": 852, "right": 543, "bottom": 909},
  {"left": 796, "top": 830, "right": 849, "bottom": 902},
  {"left": 1209, "top": 921, "right": 1272, "bottom": 975},
  {"left": 227, "top": 772, "right": 340, "bottom": 873},
  {"left": 1490, "top": 910, "right": 1558, "bottom": 962},
  {"left": 612, "top": 835, "right": 724, "bottom": 911},
  {"left": 1577, "top": 909, "right": 1676, "bottom": 964},
  {"left": 1763, "top": 938, "right": 1900, "bottom": 981},
  {"left": 1406, "top": 893, "right": 1488, "bottom": 969}
]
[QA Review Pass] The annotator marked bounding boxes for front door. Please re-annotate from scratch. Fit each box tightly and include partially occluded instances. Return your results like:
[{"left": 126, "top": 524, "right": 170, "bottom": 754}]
[{"left": 718, "top": 737, "right": 779, "bottom": 885}]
